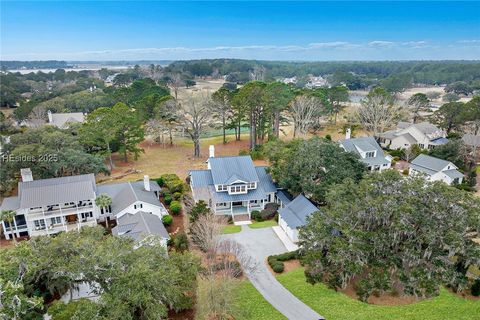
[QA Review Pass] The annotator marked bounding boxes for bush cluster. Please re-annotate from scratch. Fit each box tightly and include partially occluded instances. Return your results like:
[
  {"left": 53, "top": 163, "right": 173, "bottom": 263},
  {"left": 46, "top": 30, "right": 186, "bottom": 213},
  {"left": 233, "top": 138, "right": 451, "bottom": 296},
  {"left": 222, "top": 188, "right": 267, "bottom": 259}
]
[
  {"left": 267, "top": 251, "right": 298, "bottom": 273},
  {"left": 173, "top": 233, "right": 189, "bottom": 252},
  {"left": 162, "top": 215, "right": 173, "bottom": 226},
  {"left": 164, "top": 194, "right": 173, "bottom": 205},
  {"left": 471, "top": 278, "right": 480, "bottom": 296},
  {"left": 160, "top": 174, "right": 185, "bottom": 194},
  {"left": 251, "top": 203, "right": 279, "bottom": 222},
  {"left": 170, "top": 201, "right": 182, "bottom": 215}
]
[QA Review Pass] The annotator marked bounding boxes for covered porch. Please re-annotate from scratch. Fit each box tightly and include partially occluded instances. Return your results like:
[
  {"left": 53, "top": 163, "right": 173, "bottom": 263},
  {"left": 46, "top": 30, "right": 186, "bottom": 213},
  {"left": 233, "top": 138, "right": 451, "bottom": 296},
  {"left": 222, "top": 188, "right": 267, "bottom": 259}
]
[{"left": 214, "top": 199, "right": 265, "bottom": 218}]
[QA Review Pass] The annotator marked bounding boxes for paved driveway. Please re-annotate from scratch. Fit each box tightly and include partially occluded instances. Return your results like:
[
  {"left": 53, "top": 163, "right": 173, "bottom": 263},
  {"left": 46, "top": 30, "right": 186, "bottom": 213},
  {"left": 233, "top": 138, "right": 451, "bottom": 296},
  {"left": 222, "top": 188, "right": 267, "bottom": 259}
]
[{"left": 221, "top": 226, "right": 324, "bottom": 320}]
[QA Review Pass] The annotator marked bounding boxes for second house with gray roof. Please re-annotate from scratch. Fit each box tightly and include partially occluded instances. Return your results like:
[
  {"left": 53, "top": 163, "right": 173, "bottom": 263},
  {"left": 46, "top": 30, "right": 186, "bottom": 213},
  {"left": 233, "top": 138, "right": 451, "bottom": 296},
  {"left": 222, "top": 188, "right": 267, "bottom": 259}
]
[
  {"left": 339, "top": 129, "right": 392, "bottom": 172},
  {"left": 409, "top": 154, "right": 463, "bottom": 185}
]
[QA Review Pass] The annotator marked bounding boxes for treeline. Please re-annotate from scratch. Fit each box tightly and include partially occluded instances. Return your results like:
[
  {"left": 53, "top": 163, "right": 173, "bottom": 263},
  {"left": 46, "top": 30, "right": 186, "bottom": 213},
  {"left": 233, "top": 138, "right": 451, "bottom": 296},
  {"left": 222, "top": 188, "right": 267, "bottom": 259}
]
[
  {"left": 0, "top": 60, "right": 71, "bottom": 70},
  {"left": 166, "top": 59, "right": 480, "bottom": 89}
]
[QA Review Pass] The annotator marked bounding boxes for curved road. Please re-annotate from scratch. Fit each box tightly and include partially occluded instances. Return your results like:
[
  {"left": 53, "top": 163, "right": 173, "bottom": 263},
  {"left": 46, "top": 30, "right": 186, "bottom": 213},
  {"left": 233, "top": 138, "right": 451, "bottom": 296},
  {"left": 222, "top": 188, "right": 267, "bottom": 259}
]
[{"left": 221, "top": 226, "right": 324, "bottom": 320}]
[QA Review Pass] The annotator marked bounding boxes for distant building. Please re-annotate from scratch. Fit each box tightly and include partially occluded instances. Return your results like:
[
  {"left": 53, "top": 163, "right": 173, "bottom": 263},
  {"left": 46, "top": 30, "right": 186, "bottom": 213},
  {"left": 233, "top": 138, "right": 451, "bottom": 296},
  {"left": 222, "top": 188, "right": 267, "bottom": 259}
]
[
  {"left": 378, "top": 122, "right": 448, "bottom": 150},
  {"left": 47, "top": 110, "right": 85, "bottom": 129},
  {"left": 409, "top": 154, "right": 463, "bottom": 185},
  {"left": 305, "top": 75, "right": 327, "bottom": 88},
  {"left": 339, "top": 129, "right": 392, "bottom": 171},
  {"left": 281, "top": 76, "right": 297, "bottom": 84}
]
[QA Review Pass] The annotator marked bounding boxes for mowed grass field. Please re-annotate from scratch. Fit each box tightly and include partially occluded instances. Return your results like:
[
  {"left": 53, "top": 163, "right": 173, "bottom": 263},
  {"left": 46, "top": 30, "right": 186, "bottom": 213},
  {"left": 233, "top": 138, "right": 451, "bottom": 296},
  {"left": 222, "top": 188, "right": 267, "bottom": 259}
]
[
  {"left": 235, "top": 280, "right": 286, "bottom": 320},
  {"left": 276, "top": 268, "right": 480, "bottom": 320}
]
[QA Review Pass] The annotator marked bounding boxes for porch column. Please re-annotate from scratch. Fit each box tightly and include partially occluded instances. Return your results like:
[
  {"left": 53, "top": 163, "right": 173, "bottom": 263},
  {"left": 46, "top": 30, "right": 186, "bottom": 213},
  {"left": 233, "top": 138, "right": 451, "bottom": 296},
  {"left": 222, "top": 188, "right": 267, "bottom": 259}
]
[
  {"left": 2, "top": 222, "right": 10, "bottom": 240},
  {"left": 230, "top": 202, "right": 233, "bottom": 219},
  {"left": 12, "top": 217, "right": 18, "bottom": 238}
]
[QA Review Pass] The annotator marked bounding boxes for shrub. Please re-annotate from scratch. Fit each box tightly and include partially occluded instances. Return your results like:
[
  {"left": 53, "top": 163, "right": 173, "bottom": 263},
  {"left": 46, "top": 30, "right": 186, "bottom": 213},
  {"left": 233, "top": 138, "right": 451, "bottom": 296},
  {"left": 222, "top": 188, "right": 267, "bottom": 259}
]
[
  {"left": 153, "top": 177, "right": 164, "bottom": 187},
  {"left": 173, "top": 192, "right": 183, "bottom": 200},
  {"left": 164, "top": 195, "right": 173, "bottom": 205},
  {"left": 162, "top": 215, "right": 173, "bottom": 226},
  {"left": 325, "top": 134, "right": 332, "bottom": 141},
  {"left": 251, "top": 210, "right": 263, "bottom": 222},
  {"left": 275, "top": 251, "right": 298, "bottom": 261},
  {"left": 402, "top": 169, "right": 409, "bottom": 175},
  {"left": 272, "top": 262, "right": 284, "bottom": 273},
  {"left": 471, "top": 279, "right": 480, "bottom": 296},
  {"left": 388, "top": 149, "right": 404, "bottom": 158},
  {"left": 173, "top": 233, "right": 189, "bottom": 252},
  {"left": 189, "top": 200, "right": 210, "bottom": 222},
  {"left": 260, "top": 203, "right": 279, "bottom": 220},
  {"left": 161, "top": 173, "right": 184, "bottom": 194},
  {"left": 238, "top": 149, "right": 249, "bottom": 156},
  {"left": 170, "top": 201, "right": 182, "bottom": 215}
]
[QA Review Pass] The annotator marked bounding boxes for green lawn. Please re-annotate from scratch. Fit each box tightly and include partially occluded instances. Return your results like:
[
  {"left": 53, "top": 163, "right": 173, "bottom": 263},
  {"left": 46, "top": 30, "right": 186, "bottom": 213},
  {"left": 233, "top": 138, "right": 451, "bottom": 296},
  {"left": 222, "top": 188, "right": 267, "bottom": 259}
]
[
  {"left": 248, "top": 220, "right": 278, "bottom": 229},
  {"left": 277, "top": 268, "right": 480, "bottom": 320},
  {"left": 235, "top": 280, "right": 286, "bottom": 320},
  {"left": 221, "top": 225, "right": 242, "bottom": 234}
]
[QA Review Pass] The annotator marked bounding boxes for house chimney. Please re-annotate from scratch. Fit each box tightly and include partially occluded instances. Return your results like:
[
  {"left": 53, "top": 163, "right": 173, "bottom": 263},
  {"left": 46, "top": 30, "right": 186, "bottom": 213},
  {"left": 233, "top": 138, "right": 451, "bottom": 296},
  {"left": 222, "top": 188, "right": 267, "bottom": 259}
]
[
  {"left": 47, "top": 110, "right": 53, "bottom": 123},
  {"left": 143, "top": 175, "right": 150, "bottom": 191},
  {"left": 345, "top": 128, "right": 351, "bottom": 140},
  {"left": 21, "top": 168, "right": 33, "bottom": 182},
  {"left": 209, "top": 145, "right": 215, "bottom": 158}
]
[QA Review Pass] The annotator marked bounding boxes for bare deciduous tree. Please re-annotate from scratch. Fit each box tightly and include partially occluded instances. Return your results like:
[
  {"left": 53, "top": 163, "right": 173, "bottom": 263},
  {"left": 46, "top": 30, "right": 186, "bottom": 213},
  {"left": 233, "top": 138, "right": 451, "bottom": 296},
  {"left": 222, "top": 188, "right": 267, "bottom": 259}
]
[
  {"left": 213, "top": 239, "right": 259, "bottom": 278},
  {"left": 196, "top": 275, "right": 243, "bottom": 320},
  {"left": 249, "top": 65, "right": 266, "bottom": 81},
  {"left": 178, "top": 94, "right": 213, "bottom": 157},
  {"left": 145, "top": 119, "right": 168, "bottom": 146},
  {"left": 28, "top": 105, "right": 48, "bottom": 128},
  {"left": 356, "top": 91, "right": 403, "bottom": 137},
  {"left": 169, "top": 73, "right": 184, "bottom": 100},
  {"left": 290, "top": 95, "right": 322, "bottom": 138},
  {"left": 189, "top": 213, "right": 227, "bottom": 252}
]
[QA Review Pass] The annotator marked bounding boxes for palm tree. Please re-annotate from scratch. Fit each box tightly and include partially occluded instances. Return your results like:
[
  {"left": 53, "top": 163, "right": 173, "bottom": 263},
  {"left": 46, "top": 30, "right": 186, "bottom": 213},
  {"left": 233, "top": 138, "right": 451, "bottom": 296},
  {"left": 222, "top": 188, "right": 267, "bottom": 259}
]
[
  {"left": 1, "top": 210, "right": 17, "bottom": 243},
  {"left": 95, "top": 194, "right": 112, "bottom": 229}
]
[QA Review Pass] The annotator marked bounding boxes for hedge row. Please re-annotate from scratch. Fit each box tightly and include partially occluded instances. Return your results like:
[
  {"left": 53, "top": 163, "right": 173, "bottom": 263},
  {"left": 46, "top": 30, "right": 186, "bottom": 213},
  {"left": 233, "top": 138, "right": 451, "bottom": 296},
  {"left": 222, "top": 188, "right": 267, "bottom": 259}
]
[{"left": 267, "top": 251, "right": 299, "bottom": 273}]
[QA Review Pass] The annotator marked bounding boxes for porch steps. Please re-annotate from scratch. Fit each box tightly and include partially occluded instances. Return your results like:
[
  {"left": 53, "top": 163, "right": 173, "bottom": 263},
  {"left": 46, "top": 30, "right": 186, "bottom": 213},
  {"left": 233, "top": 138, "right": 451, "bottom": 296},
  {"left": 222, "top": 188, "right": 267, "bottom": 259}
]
[{"left": 233, "top": 214, "right": 251, "bottom": 225}]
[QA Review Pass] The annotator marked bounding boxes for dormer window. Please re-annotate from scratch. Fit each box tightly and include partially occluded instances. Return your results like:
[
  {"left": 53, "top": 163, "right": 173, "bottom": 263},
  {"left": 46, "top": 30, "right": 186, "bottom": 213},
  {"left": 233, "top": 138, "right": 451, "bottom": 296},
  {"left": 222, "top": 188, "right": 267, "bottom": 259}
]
[
  {"left": 229, "top": 185, "right": 247, "bottom": 194},
  {"left": 217, "top": 185, "right": 228, "bottom": 192},
  {"left": 247, "top": 182, "right": 256, "bottom": 189},
  {"left": 365, "top": 151, "right": 375, "bottom": 158}
]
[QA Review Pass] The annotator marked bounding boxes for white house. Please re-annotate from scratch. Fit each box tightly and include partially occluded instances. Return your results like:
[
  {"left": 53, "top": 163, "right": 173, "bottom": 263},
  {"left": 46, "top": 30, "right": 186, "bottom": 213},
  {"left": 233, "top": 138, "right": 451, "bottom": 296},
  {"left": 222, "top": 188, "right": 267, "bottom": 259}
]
[
  {"left": 339, "top": 129, "right": 392, "bottom": 171},
  {"left": 189, "top": 145, "right": 277, "bottom": 222},
  {"left": 47, "top": 110, "right": 85, "bottom": 129},
  {"left": 278, "top": 194, "right": 318, "bottom": 243},
  {"left": 409, "top": 154, "right": 464, "bottom": 185},
  {"left": 0, "top": 169, "right": 167, "bottom": 240},
  {"left": 378, "top": 122, "right": 448, "bottom": 150}
]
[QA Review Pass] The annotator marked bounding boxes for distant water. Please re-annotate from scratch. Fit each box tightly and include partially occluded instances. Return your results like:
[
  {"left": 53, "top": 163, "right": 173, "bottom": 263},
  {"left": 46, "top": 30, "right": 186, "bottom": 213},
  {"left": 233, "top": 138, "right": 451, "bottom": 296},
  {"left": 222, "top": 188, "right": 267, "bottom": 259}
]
[{"left": 8, "top": 65, "right": 128, "bottom": 74}]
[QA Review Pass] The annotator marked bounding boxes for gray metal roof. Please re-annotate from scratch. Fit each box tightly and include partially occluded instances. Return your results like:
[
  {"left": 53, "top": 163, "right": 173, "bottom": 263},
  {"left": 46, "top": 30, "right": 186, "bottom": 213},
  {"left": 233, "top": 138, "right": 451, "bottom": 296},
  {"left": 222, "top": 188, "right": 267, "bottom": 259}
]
[
  {"left": 339, "top": 136, "right": 389, "bottom": 167},
  {"left": 397, "top": 121, "right": 441, "bottom": 134},
  {"left": 411, "top": 154, "right": 455, "bottom": 172},
  {"left": 50, "top": 112, "right": 85, "bottom": 128},
  {"left": 0, "top": 196, "right": 20, "bottom": 211},
  {"left": 208, "top": 156, "right": 259, "bottom": 185},
  {"left": 97, "top": 180, "right": 162, "bottom": 215},
  {"left": 190, "top": 170, "right": 214, "bottom": 188},
  {"left": 276, "top": 190, "right": 293, "bottom": 206},
  {"left": 443, "top": 169, "right": 464, "bottom": 180},
  {"left": 254, "top": 166, "right": 277, "bottom": 193},
  {"left": 112, "top": 211, "right": 169, "bottom": 241},
  {"left": 18, "top": 174, "right": 96, "bottom": 208},
  {"left": 462, "top": 134, "right": 480, "bottom": 147},
  {"left": 278, "top": 194, "right": 318, "bottom": 229}
]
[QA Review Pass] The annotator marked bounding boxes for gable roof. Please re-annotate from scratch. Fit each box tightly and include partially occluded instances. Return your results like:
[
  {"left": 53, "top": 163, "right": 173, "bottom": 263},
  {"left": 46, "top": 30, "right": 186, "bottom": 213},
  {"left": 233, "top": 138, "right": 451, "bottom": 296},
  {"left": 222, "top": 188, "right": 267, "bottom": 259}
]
[
  {"left": 50, "top": 112, "right": 85, "bottom": 128},
  {"left": 17, "top": 174, "right": 96, "bottom": 208},
  {"left": 339, "top": 136, "right": 389, "bottom": 166},
  {"left": 97, "top": 180, "right": 162, "bottom": 215},
  {"left": 208, "top": 156, "right": 259, "bottom": 185},
  {"left": 254, "top": 166, "right": 277, "bottom": 193},
  {"left": 397, "top": 121, "right": 441, "bottom": 134},
  {"left": 411, "top": 154, "right": 456, "bottom": 173},
  {"left": 0, "top": 196, "right": 20, "bottom": 211},
  {"left": 278, "top": 194, "right": 318, "bottom": 229},
  {"left": 112, "top": 211, "right": 169, "bottom": 241},
  {"left": 462, "top": 134, "right": 480, "bottom": 147}
]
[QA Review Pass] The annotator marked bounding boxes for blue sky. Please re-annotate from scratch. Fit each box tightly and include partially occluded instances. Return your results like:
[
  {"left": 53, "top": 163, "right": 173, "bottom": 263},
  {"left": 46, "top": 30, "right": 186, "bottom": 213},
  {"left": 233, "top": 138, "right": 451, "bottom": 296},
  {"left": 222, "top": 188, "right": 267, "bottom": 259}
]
[{"left": 1, "top": 1, "right": 479, "bottom": 61}]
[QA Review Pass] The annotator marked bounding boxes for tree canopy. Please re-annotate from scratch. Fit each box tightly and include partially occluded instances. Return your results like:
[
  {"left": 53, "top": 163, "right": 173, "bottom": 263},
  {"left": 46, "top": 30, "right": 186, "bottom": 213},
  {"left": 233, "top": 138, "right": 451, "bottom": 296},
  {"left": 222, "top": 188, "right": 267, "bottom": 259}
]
[
  {"left": 300, "top": 170, "right": 480, "bottom": 301},
  {"left": 264, "top": 137, "right": 366, "bottom": 203},
  {"left": 0, "top": 227, "right": 200, "bottom": 320}
]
